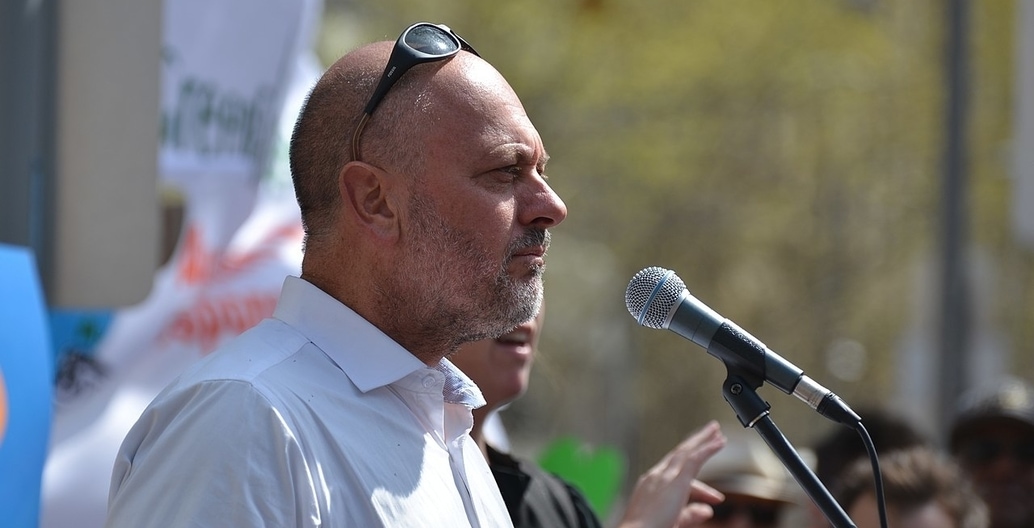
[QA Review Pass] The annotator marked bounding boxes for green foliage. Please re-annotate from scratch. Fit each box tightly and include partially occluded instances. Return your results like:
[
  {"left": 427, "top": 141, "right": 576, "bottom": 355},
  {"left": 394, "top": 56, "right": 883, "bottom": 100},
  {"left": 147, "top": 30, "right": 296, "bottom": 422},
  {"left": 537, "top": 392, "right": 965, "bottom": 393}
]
[
  {"left": 321, "top": 0, "right": 1029, "bottom": 498},
  {"left": 537, "top": 437, "right": 625, "bottom": 521}
]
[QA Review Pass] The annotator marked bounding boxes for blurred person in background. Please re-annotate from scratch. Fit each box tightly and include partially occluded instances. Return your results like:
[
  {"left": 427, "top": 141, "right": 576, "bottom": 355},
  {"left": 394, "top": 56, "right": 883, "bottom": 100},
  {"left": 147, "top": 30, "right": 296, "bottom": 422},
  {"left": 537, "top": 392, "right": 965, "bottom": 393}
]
[
  {"left": 948, "top": 376, "right": 1034, "bottom": 528},
  {"left": 804, "top": 407, "right": 932, "bottom": 527},
  {"left": 105, "top": 21, "right": 567, "bottom": 527},
  {"left": 451, "top": 306, "right": 729, "bottom": 528},
  {"left": 812, "top": 408, "right": 932, "bottom": 489},
  {"left": 835, "top": 446, "right": 988, "bottom": 528},
  {"left": 694, "top": 431, "right": 801, "bottom": 528}
]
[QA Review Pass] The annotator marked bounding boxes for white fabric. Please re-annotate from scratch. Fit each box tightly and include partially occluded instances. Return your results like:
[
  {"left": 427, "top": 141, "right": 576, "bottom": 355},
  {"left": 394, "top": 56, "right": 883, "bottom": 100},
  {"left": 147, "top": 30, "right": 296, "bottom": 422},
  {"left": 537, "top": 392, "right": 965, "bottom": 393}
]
[
  {"left": 483, "top": 410, "right": 511, "bottom": 452},
  {"left": 40, "top": 4, "right": 320, "bottom": 524},
  {"left": 105, "top": 276, "right": 513, "bottom": 528}
]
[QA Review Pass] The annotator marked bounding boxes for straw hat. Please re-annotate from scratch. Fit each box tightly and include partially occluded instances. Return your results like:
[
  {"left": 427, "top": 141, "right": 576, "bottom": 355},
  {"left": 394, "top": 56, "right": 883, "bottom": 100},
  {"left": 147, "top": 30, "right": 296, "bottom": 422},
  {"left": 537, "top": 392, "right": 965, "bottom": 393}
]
[{"left": 697, "top": 430, "right": 799, "bottom": 504}]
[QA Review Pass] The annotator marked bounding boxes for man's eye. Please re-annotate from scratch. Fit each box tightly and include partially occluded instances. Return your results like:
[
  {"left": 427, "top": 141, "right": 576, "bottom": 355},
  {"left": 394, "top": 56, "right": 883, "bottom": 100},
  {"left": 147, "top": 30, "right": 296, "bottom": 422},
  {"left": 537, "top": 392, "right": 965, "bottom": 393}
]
[
  {"left": 489, "top": 165, "right": 548, "bottom": 185},
  {"left": 497, "top": 166, "right": 522, "bottom": 180}
]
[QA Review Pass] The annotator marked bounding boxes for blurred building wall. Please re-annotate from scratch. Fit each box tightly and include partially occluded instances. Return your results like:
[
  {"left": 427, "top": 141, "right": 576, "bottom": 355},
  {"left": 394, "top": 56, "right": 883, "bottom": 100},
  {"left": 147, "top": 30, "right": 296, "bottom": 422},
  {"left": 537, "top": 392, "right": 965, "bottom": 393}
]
[{"left": 0, "top": 0, "right": 161, "bottom": 309}]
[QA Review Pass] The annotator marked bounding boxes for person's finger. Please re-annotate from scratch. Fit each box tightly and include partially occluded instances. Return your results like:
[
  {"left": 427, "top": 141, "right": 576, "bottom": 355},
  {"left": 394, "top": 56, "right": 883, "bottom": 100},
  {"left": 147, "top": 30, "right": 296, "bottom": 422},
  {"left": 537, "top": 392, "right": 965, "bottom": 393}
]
[
  {"left": 686, "top": 479, "right": 724, "bottom": 504},
  {"left": 675, "top": 421, "right": 724, "bottom": 459},
  {"left": 674, "top": 502, "right": 716, "bottom": 528},
  {"left": 615, "top": 421, "right": 728, "bottom": 528},
  {"left": 664, "top": 421, "right": 725, "bottom": 484}
]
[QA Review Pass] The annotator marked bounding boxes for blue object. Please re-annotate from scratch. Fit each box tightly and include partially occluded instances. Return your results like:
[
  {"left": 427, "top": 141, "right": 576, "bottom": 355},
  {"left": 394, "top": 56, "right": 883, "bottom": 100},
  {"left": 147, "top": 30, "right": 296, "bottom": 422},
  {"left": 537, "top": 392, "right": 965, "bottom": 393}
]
[{"left": 0, "top": 244, "right": 54, "bottom": 528}]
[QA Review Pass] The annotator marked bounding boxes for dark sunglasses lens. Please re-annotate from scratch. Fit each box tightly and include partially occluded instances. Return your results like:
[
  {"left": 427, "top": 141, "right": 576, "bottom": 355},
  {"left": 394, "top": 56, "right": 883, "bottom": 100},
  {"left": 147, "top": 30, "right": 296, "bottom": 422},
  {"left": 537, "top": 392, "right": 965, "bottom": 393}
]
[
  {"left": 751, "top": 506, "right": 779, "bottom": 525},
  {"left": 1013, "top": 442, "right": 1034, "bottom": 462},
  {"left": 404, "top": 25, "right": 458, "bottom": 55},
  {"left": 711, "top": 502, "right": 779, "bottom": 525},
  {"left": 963, "top": 439, "right": 1034, "bottom": 464},
  {"left": 1017, "top": 441, "right": 1034, "bottom": 463},
  {"left": 711, "top": 502, "right": 733, "bottom": 521},
  {"left": 963, "top": 439, "right": 1000, "bottom": 463}
]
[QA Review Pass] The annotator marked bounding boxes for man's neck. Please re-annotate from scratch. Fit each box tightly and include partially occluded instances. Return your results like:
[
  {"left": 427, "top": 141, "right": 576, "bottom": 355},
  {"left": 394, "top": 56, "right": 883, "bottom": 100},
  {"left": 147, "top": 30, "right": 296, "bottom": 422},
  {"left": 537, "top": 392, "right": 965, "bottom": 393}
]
[{"left": 470, "top": 407, "right": 490, "bottom": 459}]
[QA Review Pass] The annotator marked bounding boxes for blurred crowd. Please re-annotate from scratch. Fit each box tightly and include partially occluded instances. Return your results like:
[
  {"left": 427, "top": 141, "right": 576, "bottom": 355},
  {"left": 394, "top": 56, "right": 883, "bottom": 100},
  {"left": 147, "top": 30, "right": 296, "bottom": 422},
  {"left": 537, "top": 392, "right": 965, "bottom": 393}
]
[
  {"left": 461, "top": 302, "right": 1034, "bottom": 528},
  {"left": 686, "top": 375, "right": 1034, "bottom": 528}
]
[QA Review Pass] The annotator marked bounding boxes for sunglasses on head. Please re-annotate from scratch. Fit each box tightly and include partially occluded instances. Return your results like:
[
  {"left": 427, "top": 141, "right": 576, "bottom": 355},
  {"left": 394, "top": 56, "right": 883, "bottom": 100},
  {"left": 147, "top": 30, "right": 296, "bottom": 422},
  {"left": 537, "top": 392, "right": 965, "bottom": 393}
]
[
  {"left": 961, "top": 438, "right": 1034, "bottom": 465},
  {"left": 351, "top": 22, "right": 480, "bottom": 160},
  {"left": 711, "top": 501, "right": 781, "bottom": 526}
]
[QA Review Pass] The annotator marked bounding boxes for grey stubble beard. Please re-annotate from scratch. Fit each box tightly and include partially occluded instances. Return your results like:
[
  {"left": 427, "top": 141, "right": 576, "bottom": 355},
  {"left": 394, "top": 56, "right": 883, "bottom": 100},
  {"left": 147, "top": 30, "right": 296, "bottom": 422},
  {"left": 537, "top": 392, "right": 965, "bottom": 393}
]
[{"left": 380, "top": 192, "right": 549, "bottom": 359}]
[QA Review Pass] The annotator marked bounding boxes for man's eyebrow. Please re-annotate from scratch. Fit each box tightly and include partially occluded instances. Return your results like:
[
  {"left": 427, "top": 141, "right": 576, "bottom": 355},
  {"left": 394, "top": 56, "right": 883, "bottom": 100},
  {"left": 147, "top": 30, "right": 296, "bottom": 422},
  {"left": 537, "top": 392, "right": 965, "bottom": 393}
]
[
  {"left": 490, "top": 143, "right": 548, "bottom": 165},
  {"left": 512, "top": 148, "right": 549, "bottom": 168}
]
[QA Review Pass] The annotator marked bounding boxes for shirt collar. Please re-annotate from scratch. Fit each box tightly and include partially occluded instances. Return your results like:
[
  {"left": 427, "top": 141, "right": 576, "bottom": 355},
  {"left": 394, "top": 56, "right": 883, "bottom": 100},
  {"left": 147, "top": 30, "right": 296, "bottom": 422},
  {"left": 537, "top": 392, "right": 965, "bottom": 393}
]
[
  {"left": 435, "top": 358, "right": 485, "bottom": 408},
  {"left": 273, "top": 276, "right": 485, "bottom": 408}
]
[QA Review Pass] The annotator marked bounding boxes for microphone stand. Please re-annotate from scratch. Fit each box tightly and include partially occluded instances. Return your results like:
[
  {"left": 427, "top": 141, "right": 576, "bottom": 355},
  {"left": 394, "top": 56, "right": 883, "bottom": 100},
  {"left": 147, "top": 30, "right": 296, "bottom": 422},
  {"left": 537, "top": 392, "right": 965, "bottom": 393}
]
[{"left": 720, "top": 368, "right": 856, "bottom": 528}]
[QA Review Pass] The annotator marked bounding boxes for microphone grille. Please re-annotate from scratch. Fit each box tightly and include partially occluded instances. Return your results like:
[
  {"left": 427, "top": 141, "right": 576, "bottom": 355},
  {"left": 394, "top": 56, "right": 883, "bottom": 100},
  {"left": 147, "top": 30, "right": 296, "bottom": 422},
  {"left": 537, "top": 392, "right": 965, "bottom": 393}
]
[{"left": 625, "top": 266, "right": 686, "bottom": 329}]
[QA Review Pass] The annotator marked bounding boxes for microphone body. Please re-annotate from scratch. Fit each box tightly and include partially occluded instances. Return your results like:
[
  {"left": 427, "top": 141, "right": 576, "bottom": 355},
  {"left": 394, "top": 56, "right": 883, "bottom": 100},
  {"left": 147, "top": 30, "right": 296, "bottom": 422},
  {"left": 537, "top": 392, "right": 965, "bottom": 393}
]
[{"left": 626, "top": 266, "right": 859, "bottom": 425}]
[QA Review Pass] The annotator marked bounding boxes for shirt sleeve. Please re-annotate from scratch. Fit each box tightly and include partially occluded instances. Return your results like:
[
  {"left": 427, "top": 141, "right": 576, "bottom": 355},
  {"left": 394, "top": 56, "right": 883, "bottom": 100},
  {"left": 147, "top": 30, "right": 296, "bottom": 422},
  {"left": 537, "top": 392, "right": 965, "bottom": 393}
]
[{"left": 105, "top": 380, "right": 321, "bottom": 528}]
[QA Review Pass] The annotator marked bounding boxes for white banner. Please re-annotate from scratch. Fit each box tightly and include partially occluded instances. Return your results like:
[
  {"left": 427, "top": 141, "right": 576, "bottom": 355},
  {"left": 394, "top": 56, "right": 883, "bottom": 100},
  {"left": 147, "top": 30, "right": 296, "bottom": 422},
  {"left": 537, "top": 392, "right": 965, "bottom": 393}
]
[
  {"left": 160, "top": 0, "right": 303, "bottom": 184},
  {"left": 40, "top": 1, "right": 323, "bottom": 526}
]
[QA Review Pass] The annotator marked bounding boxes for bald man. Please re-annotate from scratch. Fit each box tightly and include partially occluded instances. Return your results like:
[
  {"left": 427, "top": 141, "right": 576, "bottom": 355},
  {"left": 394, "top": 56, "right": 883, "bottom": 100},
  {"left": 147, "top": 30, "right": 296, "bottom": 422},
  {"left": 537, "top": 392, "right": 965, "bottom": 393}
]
[{"left": 105, "top": 23, "right": 566, "bottom": 528}]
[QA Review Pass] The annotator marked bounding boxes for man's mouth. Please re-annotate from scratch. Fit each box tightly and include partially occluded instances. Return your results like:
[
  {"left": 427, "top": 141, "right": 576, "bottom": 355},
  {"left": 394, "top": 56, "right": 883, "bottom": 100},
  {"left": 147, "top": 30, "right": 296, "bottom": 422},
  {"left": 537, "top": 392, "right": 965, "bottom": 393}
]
[
  {"left": 509, "top": 230, "right": 550, "bottom": 261},
  {"left": 496, "top": 328, "right": 531, "bottom": 345},
  {"left": 513, "top": 246, "right": 546, "bottom": 259}
]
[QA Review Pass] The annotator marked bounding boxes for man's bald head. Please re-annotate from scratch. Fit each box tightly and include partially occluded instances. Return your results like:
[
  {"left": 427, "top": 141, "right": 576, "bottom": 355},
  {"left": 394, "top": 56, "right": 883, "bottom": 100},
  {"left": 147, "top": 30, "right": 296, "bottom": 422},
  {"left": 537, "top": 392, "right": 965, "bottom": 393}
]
[
  {"left": 289, "top": 41, "right": 463, "bottom": 246},
  {"left": 287, "top": 30, "right": 564, "bottom": 364}
]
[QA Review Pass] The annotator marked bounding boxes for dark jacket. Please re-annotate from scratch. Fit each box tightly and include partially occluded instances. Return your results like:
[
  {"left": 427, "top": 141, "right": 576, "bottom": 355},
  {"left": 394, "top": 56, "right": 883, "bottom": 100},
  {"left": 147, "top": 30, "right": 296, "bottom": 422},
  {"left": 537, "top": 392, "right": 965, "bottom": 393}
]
[{"left": 487, "top": 444, "right": 603, "bottom": 528}]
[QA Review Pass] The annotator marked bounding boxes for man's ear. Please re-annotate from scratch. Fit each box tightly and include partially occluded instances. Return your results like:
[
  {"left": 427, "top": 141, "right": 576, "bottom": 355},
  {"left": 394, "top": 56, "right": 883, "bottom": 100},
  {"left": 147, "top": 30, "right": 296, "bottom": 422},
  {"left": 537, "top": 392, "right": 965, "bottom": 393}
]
[{"left": 338, "top": 161, "right": 399, "bottom": 239}]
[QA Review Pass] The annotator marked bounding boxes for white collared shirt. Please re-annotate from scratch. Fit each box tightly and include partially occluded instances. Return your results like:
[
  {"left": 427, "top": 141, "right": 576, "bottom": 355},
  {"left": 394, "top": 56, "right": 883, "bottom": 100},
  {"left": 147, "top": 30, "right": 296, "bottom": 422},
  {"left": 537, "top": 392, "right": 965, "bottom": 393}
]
[{"left": 105, "top": 276, "right": 513, "bottom": 528}]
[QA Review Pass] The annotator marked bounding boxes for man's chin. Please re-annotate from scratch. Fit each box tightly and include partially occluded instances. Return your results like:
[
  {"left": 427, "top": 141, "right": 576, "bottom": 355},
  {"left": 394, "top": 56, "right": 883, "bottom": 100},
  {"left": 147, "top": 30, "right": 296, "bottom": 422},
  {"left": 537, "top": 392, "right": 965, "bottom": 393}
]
[
  {"left": 490, "top": 293, "right": 540, "bottom": 333},
  {"left": 508, "top": 259, "right": 546, "bottom": 279}
]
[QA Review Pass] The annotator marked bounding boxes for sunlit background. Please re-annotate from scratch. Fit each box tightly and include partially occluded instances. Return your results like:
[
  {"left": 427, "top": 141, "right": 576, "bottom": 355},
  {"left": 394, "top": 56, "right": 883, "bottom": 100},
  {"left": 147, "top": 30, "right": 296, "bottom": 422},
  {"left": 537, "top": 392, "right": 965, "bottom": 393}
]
[{"left": 316, "top": 0, "right": 1031, "bottom": 473}]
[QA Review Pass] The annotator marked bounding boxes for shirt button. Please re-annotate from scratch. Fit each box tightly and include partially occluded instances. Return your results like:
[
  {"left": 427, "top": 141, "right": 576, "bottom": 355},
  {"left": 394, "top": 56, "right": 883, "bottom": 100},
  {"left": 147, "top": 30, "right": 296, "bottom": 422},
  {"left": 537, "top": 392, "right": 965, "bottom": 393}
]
[{"left": 422, "top": 375, "right": 436, "bottom": 389}]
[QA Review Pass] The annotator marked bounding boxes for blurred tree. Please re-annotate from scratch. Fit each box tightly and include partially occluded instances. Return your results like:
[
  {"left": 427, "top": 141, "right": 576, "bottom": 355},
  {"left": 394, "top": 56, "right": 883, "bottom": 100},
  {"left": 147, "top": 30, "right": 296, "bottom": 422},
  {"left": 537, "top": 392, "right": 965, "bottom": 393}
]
[{"left": 319, "top": 0, "right": 1025, "bottom": 507}]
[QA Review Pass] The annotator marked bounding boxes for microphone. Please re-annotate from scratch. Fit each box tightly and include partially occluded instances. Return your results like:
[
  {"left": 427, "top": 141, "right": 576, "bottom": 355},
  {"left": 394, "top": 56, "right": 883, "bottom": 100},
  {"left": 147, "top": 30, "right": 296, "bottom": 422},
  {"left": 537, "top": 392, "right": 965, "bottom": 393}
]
[{"left": 625, "top": 266, "right": 860, "bottom": 426}]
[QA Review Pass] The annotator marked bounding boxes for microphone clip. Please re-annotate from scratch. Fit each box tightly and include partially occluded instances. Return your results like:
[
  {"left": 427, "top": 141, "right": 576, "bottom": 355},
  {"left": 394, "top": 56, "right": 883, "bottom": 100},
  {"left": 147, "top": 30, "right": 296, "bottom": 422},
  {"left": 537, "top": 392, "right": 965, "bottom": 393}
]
[
  {"left": 719, "top": 369, "right": 858, "bottom": 528},
  {"left": 721, "top": 369, "right": 769, "bottom": 429}
]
